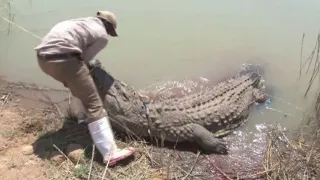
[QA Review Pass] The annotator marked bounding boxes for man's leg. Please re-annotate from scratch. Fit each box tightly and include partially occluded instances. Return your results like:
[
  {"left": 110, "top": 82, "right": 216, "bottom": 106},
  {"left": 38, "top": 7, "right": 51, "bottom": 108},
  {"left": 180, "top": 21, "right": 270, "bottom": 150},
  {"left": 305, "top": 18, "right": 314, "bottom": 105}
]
[{"left": 37, "top": 57, "right": 135, "bottom": 166}]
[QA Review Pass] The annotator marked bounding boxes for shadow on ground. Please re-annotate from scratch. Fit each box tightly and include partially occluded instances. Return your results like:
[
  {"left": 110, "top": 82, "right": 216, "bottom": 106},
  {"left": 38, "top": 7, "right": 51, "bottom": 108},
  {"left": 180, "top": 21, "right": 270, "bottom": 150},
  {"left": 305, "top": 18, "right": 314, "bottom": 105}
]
[
  {"left": 31, "top": 112, "right": 219, "bottom": 165},
  {"left": 29, "top": 109, "right": 268, "bottom": 179}
]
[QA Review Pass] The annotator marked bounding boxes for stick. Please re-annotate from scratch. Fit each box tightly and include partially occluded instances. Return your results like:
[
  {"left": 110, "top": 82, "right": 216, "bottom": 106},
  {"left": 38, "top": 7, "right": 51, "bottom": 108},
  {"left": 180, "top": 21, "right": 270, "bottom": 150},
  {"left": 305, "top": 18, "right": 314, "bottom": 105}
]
[
  {"left": 0, "top": 92, "right": 10, "bottom": 112},
  {"left": 68, "top": 92, "right": 71, "bottom": 105},
  {"left": 181, "top": 151, "right": 200, "bottom": 180},
  {"left": 87, "top": 144, "right": 95, "bottom": 180},
  {"left": 53, "top": 103, "right": 65, "bottom": 118},
  {"left": 204, "top": 155, "right": 233, "bottom": 180},
  {"left": 101, "top": 152, "right": 112, "bottom": 180},
  {"left": 53, "top": 144, "right": 73, "bottom": 164},
  {"left": 300, "top": 32, "right": 305, "bottom": 77}
]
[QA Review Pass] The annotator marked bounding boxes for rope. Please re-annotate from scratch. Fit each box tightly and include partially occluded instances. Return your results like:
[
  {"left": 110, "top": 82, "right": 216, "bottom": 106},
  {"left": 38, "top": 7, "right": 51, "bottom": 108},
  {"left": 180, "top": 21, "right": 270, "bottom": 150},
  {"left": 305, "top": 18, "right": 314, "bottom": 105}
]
[{"left": 0, "top": 16, "right": 42, "bottom": 40}]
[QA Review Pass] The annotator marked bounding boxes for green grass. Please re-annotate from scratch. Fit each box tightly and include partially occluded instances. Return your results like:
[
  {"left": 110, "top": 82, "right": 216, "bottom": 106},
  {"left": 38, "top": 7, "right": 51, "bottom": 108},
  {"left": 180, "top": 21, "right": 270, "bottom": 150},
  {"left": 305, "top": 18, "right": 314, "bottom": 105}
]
[{"left": 0, "top": 129, "right": 17, "bottom": 138}]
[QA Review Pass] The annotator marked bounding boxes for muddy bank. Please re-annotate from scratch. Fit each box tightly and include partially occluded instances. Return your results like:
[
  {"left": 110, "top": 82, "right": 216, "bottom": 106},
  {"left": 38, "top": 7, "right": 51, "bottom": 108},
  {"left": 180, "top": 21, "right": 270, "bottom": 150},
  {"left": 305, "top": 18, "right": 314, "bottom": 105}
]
[{"left": 0, "top": 74, "right": 273, "bottom": 179}]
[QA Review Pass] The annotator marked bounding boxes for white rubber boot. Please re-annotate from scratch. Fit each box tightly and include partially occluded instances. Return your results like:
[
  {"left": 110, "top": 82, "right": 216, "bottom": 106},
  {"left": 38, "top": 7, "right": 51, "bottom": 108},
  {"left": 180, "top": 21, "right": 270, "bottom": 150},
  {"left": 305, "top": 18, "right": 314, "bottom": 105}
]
[
  {"left": 88, "top": 116, "right": 118, "bottom": 158},
  {"left": 87, "top": 116, "right": 135, "bottom": 166}
]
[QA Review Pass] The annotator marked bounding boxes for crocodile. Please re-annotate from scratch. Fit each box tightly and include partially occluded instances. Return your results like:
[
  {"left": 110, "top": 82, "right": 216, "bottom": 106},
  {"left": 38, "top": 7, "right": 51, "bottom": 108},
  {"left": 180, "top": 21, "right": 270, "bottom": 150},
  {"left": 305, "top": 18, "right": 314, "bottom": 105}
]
[{"left": 87, "top": 59, "right": 268, "bottom": 154}]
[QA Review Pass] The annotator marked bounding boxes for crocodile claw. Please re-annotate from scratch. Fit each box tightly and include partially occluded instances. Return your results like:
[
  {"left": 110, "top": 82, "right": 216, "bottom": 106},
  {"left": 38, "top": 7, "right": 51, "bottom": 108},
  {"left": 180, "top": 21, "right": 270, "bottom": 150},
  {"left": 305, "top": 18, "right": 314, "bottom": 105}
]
[{"left": 213, "top": 139, "right": 228, "bottom": 155}]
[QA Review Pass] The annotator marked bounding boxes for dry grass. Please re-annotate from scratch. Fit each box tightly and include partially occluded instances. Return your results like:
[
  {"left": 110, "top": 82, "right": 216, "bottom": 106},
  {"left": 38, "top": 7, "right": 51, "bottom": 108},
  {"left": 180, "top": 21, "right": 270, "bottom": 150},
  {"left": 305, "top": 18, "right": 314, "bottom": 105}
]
[
  {"left": 260, "top": 116, "right": 320, "bottom": 180},
  {"left": 51, "top": 141, "right": 165, "bottom": 180},
  {"left": 255, "top": 32, "right": 320, "bottom": 180}
]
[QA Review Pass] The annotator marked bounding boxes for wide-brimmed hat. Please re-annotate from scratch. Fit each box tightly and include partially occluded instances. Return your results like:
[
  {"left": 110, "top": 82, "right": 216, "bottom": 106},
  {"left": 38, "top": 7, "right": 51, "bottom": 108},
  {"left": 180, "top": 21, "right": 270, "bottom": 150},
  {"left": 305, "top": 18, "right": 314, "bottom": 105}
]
[{"left": 96, "top": 11, "right": 118, "bottom": 36}]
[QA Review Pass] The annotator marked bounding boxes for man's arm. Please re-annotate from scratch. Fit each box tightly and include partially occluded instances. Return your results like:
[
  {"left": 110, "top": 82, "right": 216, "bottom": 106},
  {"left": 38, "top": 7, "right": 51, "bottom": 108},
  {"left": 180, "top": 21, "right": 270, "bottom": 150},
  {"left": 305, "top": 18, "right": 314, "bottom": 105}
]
[{"left": 81, "top": 36, "right": 109, "bottom": 62}]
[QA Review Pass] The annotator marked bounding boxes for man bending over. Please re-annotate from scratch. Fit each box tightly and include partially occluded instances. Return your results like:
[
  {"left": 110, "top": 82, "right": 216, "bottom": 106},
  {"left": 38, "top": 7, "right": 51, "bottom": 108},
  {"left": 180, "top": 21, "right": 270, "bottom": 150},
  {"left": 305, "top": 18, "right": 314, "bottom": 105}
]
[{"left": 34, "top": 10, "right": 135, "bottom": 166}]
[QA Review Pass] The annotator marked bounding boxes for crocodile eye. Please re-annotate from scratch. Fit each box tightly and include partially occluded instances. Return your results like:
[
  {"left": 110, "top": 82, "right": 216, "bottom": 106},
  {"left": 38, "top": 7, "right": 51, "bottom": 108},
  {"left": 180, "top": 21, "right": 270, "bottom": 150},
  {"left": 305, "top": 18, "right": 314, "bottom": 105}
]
[{"left": 114, "top": 83, "right": 120, "bottom": 90}]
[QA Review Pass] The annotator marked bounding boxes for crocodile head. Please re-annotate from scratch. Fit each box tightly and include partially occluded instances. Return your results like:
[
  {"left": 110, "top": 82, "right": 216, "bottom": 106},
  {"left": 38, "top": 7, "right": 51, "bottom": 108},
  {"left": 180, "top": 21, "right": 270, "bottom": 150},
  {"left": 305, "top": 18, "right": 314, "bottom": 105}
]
[
  {"left": 251, "top": 75, "right": 267, "bottom": 104},
  {"left": 238, "top": 63, "right": 268, "bottom": 104},
  {"left": 86, "top": 59, "right": 144, "bottom": 115},
  {"left": 104, "top": 79, "right": 146, "bottom": 115}
]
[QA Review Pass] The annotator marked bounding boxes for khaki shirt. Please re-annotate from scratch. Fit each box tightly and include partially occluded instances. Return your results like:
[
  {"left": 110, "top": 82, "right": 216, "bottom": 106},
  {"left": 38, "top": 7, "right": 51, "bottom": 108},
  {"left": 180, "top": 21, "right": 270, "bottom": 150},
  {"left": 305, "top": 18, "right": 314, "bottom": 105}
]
[{"left": 34, "top": 17, "right": 109, "bottom": 62}]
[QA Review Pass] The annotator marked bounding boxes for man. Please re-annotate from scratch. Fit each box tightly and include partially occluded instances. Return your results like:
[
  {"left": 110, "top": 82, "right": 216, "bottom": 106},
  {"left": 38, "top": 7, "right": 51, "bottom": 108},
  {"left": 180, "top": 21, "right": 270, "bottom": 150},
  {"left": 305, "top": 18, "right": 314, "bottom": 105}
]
[{"left": 34, "top": 11, "right": 135, "bottom": 166}]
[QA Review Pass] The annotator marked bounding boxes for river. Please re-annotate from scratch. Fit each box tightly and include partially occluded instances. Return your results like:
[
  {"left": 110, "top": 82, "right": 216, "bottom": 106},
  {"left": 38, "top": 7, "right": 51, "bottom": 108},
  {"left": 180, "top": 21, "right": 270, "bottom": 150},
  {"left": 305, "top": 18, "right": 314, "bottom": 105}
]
[{"left": 1, "top": 0, "right": 320, "bottom": 132}]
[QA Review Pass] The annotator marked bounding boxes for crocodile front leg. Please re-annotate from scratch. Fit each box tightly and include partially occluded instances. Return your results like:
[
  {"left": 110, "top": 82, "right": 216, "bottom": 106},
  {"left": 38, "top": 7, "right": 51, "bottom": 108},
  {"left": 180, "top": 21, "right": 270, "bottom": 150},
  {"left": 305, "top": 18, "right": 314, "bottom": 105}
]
[{"left": 178, "top": 123, "right": 228, "bottom": 154}]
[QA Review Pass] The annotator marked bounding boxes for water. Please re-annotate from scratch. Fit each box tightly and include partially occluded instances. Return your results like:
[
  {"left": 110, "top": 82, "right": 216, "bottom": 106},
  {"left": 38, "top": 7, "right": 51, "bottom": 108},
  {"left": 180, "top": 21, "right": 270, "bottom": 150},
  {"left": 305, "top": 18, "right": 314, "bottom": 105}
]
[{"left": 1, "top": 0, "right": 320, "bottom": 131}]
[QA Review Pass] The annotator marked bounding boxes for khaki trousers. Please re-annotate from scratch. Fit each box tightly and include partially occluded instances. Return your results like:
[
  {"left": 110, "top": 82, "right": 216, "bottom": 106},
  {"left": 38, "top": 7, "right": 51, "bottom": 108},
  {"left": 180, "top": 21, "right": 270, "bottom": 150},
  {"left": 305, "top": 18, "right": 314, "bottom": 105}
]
[{"left": 37, "top": 56, "right": 106, "bottom": 123}]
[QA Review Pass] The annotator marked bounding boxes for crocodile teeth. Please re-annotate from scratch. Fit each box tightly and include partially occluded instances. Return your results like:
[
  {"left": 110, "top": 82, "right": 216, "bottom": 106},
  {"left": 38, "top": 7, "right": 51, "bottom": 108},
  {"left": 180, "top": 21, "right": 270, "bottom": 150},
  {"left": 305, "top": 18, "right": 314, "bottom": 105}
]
[{"left": 119, "top": 81, "right": 128, "bottom": 86}]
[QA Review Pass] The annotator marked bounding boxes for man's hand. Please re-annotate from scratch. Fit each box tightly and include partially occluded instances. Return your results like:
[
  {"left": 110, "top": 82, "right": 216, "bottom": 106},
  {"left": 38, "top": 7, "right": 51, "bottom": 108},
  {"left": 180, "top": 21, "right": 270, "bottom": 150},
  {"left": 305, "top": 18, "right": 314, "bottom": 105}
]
[{"left": 87, "top": 59, "right": 102, "bottom": 70}]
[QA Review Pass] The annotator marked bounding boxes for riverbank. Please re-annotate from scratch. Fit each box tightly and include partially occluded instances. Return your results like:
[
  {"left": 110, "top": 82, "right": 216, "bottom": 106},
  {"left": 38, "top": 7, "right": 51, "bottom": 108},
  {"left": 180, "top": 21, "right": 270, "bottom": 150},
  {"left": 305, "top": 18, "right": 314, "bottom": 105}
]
[
  {"left": 0, "top": 78, "right": 168, "bottom": 180},
  {"left": 0, "top": 77, "right": 319, "bottom": 180}
]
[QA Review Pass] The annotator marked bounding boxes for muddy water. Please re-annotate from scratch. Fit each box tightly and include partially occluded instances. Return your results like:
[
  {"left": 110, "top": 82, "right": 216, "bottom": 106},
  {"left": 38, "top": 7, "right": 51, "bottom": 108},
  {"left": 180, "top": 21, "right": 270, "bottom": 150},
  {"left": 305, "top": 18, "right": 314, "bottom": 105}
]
[
  {"left": 1, "top": 0, "right": 319, "bottom": 128},
  {"left": 1, "top": 1, "right": 320, "bottom": 176}
]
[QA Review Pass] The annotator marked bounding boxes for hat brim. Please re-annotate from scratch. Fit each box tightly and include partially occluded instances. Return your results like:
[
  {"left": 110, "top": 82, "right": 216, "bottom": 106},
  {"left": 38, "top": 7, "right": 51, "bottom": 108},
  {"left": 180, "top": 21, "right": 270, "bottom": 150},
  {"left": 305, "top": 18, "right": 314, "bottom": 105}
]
[{"left": 109, "top": 27, "right": 118, "bottom": 37}]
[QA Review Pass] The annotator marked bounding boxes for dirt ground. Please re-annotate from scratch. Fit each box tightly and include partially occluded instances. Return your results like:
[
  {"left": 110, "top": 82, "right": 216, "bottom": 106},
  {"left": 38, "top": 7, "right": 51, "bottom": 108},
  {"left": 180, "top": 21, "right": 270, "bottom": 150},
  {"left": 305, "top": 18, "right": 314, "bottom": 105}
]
[
  {"left": 0, "top": 95, "right": 53, "bottom": 178},
  {"left": 0, "top": 77, "right": 270, "bottom": 180},
  {"left": 0, "top": 78, "right": 68, "bottom": 180}
]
